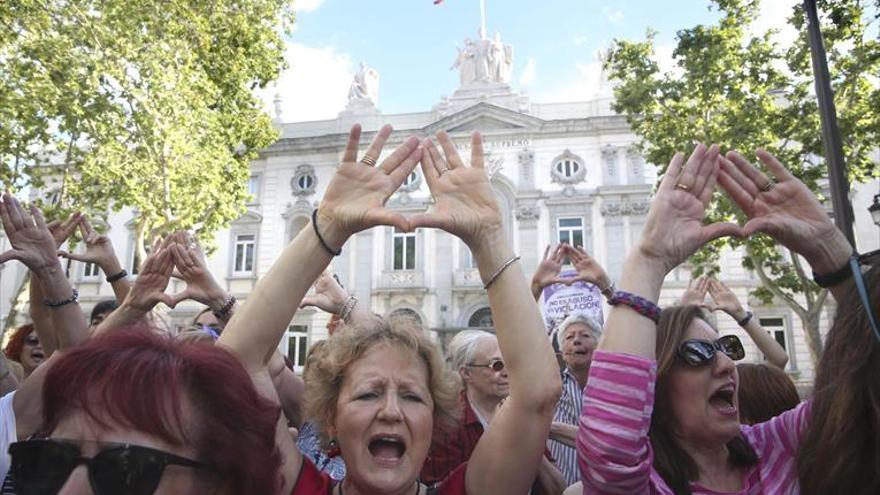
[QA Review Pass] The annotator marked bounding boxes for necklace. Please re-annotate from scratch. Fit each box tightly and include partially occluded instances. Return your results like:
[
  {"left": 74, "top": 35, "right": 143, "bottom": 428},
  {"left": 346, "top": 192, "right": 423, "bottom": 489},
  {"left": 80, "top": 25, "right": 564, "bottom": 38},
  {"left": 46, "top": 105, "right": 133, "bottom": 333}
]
[{"left": 336, "top": 481, "right": 422, "bottom": 495}]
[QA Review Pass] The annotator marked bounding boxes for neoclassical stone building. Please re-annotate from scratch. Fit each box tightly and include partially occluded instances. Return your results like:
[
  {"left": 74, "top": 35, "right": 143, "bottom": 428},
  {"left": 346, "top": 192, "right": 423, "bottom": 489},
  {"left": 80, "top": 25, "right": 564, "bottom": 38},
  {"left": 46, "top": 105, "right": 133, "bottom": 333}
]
[{"left": 2, "top": 37, "right": 878, "bottom": 388}]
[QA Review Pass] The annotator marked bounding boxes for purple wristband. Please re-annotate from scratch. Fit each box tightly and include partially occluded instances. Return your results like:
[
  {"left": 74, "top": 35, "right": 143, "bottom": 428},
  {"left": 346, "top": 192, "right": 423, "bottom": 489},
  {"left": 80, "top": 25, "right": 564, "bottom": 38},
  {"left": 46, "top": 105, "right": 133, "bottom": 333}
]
[{"left": 608, "top": 290, "right": 662, "bottom": 323}]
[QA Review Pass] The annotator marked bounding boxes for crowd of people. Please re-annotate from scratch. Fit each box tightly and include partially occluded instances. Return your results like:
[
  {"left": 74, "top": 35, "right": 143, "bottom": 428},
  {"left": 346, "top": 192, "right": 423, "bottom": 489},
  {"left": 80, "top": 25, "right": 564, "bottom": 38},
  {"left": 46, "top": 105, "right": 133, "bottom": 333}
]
[{"left": 0, "top": 124, "right": 875, "bottom": 494}]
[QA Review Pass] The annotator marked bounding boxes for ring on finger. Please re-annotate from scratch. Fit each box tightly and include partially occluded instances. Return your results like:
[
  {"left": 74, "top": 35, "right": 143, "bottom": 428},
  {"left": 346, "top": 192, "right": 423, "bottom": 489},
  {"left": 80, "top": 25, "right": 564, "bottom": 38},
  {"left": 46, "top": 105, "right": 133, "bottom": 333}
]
[
  {"left": 438, "top": 166, "right": 450, "bottom": 176},
  {"left": 675, "top": 183, "right": 691, "bottom": 192},
  {"left": 759, "top": 181, "right": 775, "bottom": 192},
  {"left": 360, "top": 155, "right": 378, "bottom": 167}
]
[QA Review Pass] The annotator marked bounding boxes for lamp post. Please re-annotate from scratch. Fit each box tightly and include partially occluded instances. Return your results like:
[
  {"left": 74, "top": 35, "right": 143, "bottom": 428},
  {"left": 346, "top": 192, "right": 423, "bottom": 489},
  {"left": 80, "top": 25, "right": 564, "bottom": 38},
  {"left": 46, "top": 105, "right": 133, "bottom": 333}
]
[
  {"left": 869, "top": 193, "right": 880, "bottom": 227},
  {"left": 803, "top": 0, "right": 856, "bottom": 246}
]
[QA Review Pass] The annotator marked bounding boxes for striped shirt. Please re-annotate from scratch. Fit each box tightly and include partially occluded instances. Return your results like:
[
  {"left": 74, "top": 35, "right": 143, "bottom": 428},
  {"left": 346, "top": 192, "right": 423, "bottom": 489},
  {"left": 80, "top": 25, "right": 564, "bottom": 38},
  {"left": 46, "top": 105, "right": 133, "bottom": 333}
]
[
  {"left": 548, "top": 367, "right": 582, "bottom": 486},
  {"left": 577, "top": 351, "right": 810, "bottom": 495}
]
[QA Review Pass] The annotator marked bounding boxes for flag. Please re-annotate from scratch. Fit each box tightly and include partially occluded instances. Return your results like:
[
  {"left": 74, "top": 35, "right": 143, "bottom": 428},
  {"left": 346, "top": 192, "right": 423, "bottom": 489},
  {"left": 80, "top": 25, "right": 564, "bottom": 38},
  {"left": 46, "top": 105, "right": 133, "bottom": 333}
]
[{"left": 433, "top": 0, "right": 444, "bottom": 4}]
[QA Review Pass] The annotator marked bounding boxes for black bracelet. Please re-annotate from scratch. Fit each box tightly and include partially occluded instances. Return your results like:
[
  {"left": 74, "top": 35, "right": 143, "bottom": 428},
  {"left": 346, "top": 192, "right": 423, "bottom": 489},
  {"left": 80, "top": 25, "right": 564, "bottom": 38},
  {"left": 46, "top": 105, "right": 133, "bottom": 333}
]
[
  {"left": 106, "top": 269, "right": 128, "bottom": 283},
  {"left": 311, "top": 209, "right": 341, "bottom": 256},
  {"left": 737, "top": 311, "right": 754, "bottom": 327},
  {"left": 813, "top": 253, "right": 857, "bottom": 288},
  {"left": 212, "top": 295, "right": 237, "bottom": 320},
  {"left": 43, "top": 288, "right": 79, "bottom": 308}
]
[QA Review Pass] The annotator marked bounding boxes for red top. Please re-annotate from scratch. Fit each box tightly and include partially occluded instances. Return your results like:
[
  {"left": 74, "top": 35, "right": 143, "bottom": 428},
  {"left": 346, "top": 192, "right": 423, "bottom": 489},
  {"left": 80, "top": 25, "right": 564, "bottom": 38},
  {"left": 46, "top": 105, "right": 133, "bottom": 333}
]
[
  {"left": 419, "top": 392, "right": 483, "bottom": 485},
  {"left": 292, "top": 456, "right": 468, "bottom": 494}
]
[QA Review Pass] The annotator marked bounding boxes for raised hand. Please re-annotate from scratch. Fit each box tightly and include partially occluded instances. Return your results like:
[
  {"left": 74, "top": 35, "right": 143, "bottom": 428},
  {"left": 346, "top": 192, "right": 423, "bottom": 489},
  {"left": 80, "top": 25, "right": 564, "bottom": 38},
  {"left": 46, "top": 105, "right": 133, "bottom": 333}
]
[
  {"left": 122, "top": 246, "right": 177, "bottom": 312},
  {"left": 679, "top": 276, "right": 709, "bottom": 306},
  {"left": 531, "top": 244, "right": 565, "bottom": 296},
  {"left": 300, "top": 270, "right": 350, "bottom": 314},
  {"left": 0, "top": 194, "right": 60, "bottom": 272},
  {"left": 563, "top": 245, "right": 611, "bottom": 288},
  {"left": 316, "top": 124, "right": 422, "bottom": 250},
  {"left": 409, "top": 131, "right": 503, "bottom": 250},
  {"left": 704, "top": 278, "right": 746, "bottom": 319},
  {"left": 47, "top": 212, "right": 81, "bottom": 249},
  {"left": 637, "top": 144, "right": 742, "bottom": 274},
  {"left": 717, "top": 149, "right": 852, "bottom": 274},
  {"left": 167, "top": 232, "right": 228, "bottom": 309},
  {"left": 57, "top": 216, "right": 118, "bottom": 269}
]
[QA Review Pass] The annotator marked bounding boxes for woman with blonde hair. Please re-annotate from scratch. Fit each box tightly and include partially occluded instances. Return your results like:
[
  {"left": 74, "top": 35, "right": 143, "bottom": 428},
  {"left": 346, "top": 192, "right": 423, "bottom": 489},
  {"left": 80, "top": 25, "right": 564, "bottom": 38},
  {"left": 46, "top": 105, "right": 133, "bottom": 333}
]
[{"left": 220, "top": 124, "right": 562, "bottom": 494}]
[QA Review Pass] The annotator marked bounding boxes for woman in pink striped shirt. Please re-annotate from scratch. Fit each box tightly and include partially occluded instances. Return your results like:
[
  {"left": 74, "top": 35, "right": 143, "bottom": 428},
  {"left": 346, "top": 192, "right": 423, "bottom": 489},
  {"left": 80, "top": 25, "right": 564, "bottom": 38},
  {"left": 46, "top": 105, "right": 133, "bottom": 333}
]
[{"left": 576, "top": 145, "right": 858, "bottom": 494}]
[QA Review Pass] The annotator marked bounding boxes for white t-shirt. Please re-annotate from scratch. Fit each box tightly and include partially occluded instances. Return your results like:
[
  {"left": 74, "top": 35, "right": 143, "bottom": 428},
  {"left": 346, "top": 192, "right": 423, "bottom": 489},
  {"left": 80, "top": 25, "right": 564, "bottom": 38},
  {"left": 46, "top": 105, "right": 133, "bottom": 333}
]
[{"left": 0, "top": 392, "right": 16, "bottom": 482}]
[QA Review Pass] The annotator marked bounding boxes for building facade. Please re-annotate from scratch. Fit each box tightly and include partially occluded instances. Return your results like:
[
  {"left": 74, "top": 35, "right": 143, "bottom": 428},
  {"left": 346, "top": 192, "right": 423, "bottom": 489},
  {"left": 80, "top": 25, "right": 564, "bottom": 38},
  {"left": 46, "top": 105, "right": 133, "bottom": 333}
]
[{"left": 1, "top": 38, "right": 878, "bottom": 388}]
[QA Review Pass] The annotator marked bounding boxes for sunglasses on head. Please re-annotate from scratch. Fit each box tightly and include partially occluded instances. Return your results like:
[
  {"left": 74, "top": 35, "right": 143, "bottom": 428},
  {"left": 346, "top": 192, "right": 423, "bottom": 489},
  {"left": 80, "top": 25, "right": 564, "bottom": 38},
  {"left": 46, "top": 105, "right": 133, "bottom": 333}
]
[
  {"left": 9, "top": 438, "right": 208, "bottom": 495},
  {"left": 465, "top": 358, "right": 505, "bottom": 372},
  {"left": 677, "top": 334, "right": 745, "bottom": 367}
]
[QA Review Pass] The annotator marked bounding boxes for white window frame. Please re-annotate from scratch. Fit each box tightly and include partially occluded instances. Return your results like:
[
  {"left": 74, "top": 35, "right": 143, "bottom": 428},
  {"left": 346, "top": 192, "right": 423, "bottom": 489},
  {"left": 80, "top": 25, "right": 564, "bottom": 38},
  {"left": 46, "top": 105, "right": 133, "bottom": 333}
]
[
  {"left": 758, "top": 316, "right": 795, "bottom": 371},
  {"left": 392, "top": 227, "right": 416, "bottom": 271},
  {"left": 285, "top": 325, "right": 309, "bottom": 373},
  {"left": 557, "top": 217, "right": 585, "bottom": 248},
  {"left": 81, "top": 261, "right": 101, "bottom": 280},
  {"left": 232, "top": 233, "right": 257, "bottom": 275}
]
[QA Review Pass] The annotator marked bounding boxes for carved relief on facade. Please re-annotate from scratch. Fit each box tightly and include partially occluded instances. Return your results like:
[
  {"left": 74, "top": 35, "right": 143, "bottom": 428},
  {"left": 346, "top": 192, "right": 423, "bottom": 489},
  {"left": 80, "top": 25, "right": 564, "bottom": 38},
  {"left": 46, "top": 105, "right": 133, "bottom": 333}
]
[
  {"left": 601, "top": 144, "right": 618, "bottom": 184},
  {"left": 517, "top": 147, "right": 535, "bottom": 188},
  {"left": 290, "top": 165, "right": 317, "bottom": 196}
]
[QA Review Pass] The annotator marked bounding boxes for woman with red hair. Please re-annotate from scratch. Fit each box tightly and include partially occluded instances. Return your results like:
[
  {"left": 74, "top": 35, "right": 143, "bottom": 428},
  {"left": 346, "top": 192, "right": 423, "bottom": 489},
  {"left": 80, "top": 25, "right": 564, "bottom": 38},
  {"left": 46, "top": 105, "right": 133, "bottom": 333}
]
[
  {"left": 0, "top": 196, "right": 284, "bottom": 494},
  {"left": 3, "top": 324, "right": 43, "bottom": 380}
]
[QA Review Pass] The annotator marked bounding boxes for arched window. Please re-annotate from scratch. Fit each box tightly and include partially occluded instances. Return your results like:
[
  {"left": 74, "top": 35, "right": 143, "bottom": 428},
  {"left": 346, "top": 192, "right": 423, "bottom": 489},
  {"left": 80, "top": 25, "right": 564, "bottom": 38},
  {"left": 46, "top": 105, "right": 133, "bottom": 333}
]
[
  {"left": 468, "top": 307, "right": 494, "bottom": 328},
  {"left": 389, "top": 308, "right": 422, "bottom": 326}
]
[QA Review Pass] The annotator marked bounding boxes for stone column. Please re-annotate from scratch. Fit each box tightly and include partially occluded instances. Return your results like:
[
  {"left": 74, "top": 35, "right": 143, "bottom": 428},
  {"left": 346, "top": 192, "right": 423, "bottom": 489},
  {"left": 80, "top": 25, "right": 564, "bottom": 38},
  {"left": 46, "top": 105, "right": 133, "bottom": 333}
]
[{"left": 601, "top": 145, "right": 619, "bottom": 186}]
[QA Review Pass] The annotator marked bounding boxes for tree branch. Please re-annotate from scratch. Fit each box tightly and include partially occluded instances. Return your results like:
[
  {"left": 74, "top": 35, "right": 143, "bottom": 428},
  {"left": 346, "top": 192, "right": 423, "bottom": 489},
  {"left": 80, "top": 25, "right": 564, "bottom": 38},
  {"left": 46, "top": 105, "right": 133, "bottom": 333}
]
[
  {"left": 789, "top": 248, "right": 815, "bottom": 307},
  {"left": 749, "top": 246, "right": 808, "bottom": 319}
]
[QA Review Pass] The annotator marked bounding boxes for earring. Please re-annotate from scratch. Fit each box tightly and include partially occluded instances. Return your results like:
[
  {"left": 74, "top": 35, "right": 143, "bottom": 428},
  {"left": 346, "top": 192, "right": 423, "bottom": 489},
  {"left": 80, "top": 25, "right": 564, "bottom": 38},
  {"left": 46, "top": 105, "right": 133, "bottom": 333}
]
[{"left": 327, "top": 438, "right": 341, "bottom": 458}]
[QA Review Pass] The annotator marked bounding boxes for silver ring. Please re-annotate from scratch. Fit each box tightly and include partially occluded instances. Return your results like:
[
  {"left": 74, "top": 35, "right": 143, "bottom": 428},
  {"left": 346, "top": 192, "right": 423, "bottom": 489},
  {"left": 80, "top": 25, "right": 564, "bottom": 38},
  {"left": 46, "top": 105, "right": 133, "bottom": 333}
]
[{"left": 759, "top": 181, "right": 775, "bottom": 192}]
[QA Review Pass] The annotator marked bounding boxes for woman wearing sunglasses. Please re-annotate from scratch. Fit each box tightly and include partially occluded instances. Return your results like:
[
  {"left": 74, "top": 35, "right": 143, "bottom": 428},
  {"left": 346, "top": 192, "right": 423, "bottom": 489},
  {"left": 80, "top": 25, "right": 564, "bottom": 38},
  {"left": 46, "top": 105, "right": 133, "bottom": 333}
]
[
  {"left": 576, "top": 144, "right": 858, "bottom": 494},
  {"left": 0, "top": 203, "right": 284, "bottom": 494},
  {"left": 218, "top": 125, "right": 561, "bottom": 495}
]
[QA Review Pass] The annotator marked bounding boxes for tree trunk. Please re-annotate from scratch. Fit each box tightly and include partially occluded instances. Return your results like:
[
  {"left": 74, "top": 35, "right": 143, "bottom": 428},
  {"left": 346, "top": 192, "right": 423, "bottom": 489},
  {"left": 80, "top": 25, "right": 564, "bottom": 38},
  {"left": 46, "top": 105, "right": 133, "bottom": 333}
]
[{"left": 749, "top": 246, "right": 829, "bottom": 367}]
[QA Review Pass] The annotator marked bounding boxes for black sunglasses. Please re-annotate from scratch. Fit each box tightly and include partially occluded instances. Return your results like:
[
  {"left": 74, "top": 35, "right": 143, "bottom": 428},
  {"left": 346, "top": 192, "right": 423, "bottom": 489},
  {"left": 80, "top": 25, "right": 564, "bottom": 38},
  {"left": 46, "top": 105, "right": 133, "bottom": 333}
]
[
  {"left": 677, "top": 334, "right": 745, "bottom": 367},
  {"left": 9, "top": 439, "right": 207, "bottom": 495},
  {"left": 465, "top": 359, "right": 505, "bottom": 372}
]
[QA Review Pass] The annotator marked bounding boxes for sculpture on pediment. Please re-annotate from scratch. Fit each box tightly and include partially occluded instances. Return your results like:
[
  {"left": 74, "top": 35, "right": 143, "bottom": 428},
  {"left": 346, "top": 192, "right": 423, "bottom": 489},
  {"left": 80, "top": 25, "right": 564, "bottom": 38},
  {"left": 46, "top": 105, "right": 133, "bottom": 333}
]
[
  {"left": 452, "top": 29, "right": 514, "bottom": 86},
  {"left": 488, "top": 32, "right": 513, "bottom": 83},
  {"left": 451, "top": 38, "right": 478, "bottom": 86},
  {"left": 348, "top": 61, "right": 379, "bottom": 105}
]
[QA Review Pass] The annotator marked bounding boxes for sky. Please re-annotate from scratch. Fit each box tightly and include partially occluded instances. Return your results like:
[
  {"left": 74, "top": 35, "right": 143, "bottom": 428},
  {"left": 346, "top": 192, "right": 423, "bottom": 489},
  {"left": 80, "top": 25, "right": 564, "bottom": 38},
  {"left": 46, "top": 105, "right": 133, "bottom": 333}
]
[{"left": 262, "top": 0, "right": 801, "bottom": 123}]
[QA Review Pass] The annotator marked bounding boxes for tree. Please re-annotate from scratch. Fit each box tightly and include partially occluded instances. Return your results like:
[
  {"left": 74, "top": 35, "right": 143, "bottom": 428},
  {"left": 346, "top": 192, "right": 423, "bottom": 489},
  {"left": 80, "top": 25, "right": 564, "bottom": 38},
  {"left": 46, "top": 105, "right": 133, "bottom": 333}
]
[
  {"left": 1, "top": 0, "right": 294, "bottom": 254},
  {"left": 606, "top": 0, "right": 879, "bottom": 365}
]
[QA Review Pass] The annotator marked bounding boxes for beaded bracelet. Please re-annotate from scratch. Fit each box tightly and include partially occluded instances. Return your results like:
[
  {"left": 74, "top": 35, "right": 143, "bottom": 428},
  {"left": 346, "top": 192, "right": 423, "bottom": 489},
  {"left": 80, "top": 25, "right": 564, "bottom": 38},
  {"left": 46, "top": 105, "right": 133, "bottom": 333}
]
[
  {"left": 105, "top": 269, "right": 128, "bottom": 283},
  {"left": 737, "top": 311, "right": 754, "bottom": 327},
  {"left": 43, "top": 288, "right": 79, "bottom": 308},
  {"left": 339, "top": 295, "right": 359, "bottom": 322},
  {"left": 608, "top": 290, "right": 661, "bottom": 323},
  {"left": 212, "top": 295, "right": 237, "bottom": 320}
]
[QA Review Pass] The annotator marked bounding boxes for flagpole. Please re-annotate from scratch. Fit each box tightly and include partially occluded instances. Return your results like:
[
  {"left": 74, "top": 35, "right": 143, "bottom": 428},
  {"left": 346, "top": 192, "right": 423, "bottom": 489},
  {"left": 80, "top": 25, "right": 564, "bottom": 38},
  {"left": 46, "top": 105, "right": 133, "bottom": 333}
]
[{"left": 480, "top": 0, "right": 487, "bottom": 36}]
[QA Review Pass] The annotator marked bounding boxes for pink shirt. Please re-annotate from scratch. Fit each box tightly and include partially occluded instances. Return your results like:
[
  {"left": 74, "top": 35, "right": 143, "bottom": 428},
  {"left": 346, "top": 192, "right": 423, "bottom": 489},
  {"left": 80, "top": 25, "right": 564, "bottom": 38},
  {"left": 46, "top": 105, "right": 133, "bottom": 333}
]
[{"left": 577, "top": 351, "right": 809, "bottom": 494}]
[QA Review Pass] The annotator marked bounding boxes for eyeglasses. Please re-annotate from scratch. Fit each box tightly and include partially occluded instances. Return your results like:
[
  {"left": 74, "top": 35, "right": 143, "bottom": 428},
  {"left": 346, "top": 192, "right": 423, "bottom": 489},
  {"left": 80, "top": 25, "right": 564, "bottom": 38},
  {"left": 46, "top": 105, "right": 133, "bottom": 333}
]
[
  {"left": 851, "top": 250, "right": 880, "bottom": 344},
  {"left": 466, "top": 359, "right": 505, "bottom": 372},
  {"left": 9, "top": 438, "right": 208, "bottom": 495},
  {"left": 23, "top": 335, "right": 39, "bottom": 346},
  {"left": 677, "top": 335, "right": 745, "bottom": 367}
]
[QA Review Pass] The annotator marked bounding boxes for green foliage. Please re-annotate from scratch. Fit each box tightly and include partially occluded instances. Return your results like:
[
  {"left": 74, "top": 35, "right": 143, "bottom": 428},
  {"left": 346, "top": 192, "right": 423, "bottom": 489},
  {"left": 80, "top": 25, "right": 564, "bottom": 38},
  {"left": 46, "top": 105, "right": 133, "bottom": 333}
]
[
  {"left": 607, "top": 0, "right": 879, "bottom": 363},
  {"left": 0, "top": 0, "right": 294, "bottom": 251}
]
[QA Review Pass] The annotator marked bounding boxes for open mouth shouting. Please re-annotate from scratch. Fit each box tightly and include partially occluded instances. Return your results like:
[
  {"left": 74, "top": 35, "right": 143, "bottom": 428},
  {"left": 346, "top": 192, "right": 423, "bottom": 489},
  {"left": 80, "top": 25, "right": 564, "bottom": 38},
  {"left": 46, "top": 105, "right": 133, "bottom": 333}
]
[
  {"left": 368, "top": 433, "right": 407, "bottom": 468},
  {"left": 708, "top": 382, "right": 737, "bottom": 417}
]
